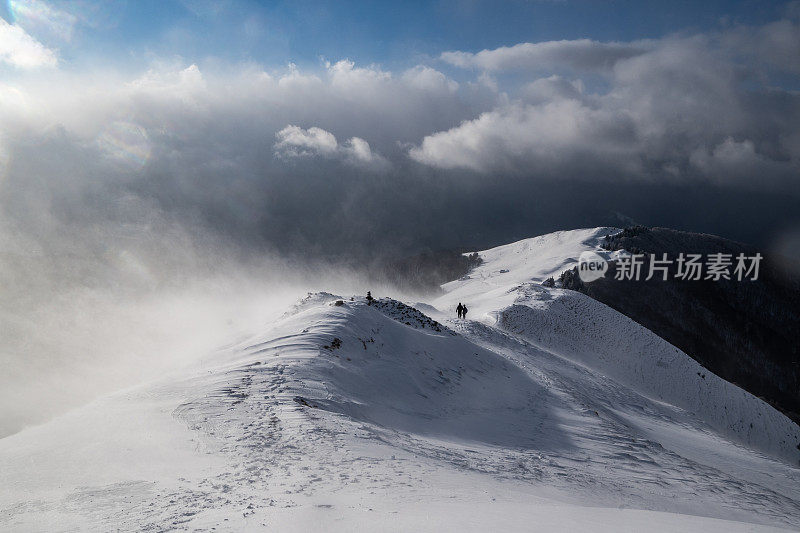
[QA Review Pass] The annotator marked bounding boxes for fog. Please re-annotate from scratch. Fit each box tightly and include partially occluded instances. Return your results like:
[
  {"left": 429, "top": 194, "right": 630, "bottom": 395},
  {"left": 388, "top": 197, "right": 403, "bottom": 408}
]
[{"left": 0, "top": 235, "right": 420, "bottom": 437}]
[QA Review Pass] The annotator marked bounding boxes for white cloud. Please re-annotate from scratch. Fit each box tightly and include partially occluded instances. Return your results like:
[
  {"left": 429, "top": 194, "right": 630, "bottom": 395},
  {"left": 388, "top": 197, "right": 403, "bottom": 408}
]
[
  {"left": 128, "top": 63, "right": 207, "bottom": 104},
  {"left": 274, "top": 125, "right": 387, "bottom": 168},
  {"left": 328, "top": 59, "right": 391, "bottom": 88},
  {"left": 343, "top": 137, "right": 390, "bottom": 169},
  {"left": 721, "top": 18, "right": 800, "bottom": 74},
  {"left": 274, "top": 125, "right": 339, "bottom": 157},
  {"left": 409, "top": 100, "right": 640, "bottom": 175},
  {"left": 441, "top": 39, "right": 650, "bottom": 72},
  {"left": 521, "top": 75, "right": 584, "bottom": 103},
  {"left": 402, "top": 65, "right": 459, "bottom": 93},
  {"left": 0, "top": 19, "right": 57, "bottom": 68},
  {"left": 476, "top": 72, "right": 498, "bottom": 92},
  {"left": 277, "top": 63, "right": 323, "bottom": 91}
]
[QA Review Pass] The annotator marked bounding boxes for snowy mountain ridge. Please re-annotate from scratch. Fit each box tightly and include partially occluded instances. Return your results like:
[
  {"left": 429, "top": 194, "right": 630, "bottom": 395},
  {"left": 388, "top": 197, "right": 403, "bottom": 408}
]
[
  {"left": 1, "top": 227, "right": 799, "bottom": 531},
  {"left": 434, "top": 226, "right": 800, "bottom": 462}
]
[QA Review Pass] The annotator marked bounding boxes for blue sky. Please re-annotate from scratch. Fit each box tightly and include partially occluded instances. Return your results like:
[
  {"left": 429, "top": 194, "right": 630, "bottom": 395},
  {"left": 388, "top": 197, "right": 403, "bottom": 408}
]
[{"left": 2, "top": 0, "right": 794, "bottom": 71}]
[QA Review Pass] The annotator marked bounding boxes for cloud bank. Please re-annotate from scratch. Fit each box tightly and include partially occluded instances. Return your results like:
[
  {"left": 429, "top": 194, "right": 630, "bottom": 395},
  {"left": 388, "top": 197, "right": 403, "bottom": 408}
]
[{"left": 416, "top": 27, "right": 800, "bottom": 186}]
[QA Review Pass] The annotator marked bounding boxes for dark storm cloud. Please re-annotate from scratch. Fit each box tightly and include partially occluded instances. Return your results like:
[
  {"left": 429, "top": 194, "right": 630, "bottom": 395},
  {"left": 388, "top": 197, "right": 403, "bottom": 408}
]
[{"left": 0, "top": 18, "right": 798, "bottom": 275}]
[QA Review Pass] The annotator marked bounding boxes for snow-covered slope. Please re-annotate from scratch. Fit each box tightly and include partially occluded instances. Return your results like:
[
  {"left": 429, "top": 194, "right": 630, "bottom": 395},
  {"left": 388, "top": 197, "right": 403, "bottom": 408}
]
[
  {"left": 434, "top": 227, "right": 800, "bottom": 462},
  {"left": 437, "top": 227, "right": 621, "bottom": 320},
  {"left": 2, "top": 229, "right": 799, "bottom": 531}
]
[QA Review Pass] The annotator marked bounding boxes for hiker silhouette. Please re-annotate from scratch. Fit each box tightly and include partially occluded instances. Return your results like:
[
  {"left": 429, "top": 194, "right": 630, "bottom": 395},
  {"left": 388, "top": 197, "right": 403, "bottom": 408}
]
[
  {"left": 462, "top": 305, "right": 468, "bottom": 319},
  {"left": 456, "top": 302, "right": 463, "bottom": 319}
]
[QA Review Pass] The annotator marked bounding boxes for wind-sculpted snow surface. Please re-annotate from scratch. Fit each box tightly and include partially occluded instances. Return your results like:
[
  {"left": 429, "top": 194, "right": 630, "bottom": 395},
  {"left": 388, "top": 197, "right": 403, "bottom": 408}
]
[
  {"left": 283, "top": 297, "right": 570, "bottom": 450},
  {"left": 498, "top": 289, "right": 800, "bottom": 462},
  {"left": 2, "top": 230, "right": 800, "bottom": 531}
]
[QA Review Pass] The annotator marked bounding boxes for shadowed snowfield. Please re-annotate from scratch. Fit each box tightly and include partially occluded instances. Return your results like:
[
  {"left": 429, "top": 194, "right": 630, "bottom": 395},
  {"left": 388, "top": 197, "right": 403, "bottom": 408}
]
[{"left": 2, "top": 228, "right": 799, "bottom": 531}]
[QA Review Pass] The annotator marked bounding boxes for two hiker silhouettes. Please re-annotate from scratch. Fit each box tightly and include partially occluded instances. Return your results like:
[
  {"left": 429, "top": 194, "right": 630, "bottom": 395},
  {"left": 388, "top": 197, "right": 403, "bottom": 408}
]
[{"left": 456, "top": 302, "right": 468, "bottom": 319}]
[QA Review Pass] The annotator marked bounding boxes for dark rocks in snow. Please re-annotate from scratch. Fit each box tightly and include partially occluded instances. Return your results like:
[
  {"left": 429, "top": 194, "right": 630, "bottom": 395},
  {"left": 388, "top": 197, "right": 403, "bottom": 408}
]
[
  {"left": 371, "top": 298, "right": 455, "bottom": 335},
  {"left": 293, "top": 396, "right": 317, "bottom": 408},
  {"left": 323, "top": 338, "right": 342, "bottom": 350}
]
